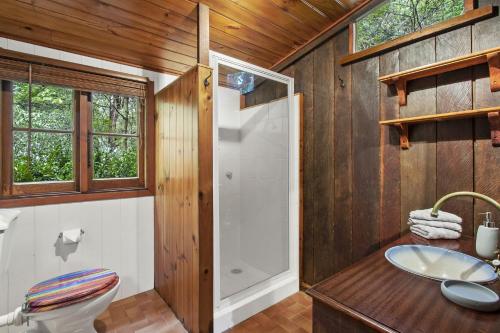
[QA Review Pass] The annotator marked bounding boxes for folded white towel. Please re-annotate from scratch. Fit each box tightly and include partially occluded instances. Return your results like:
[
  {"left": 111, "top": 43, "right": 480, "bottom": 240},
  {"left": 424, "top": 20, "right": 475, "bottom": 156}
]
[
  {"left": 410, "top": 225, "right": 461, "bottom": 240},
  {"left": 0, "top": 209, "right": 21, "bottom": 231},
  {"left": 408, "top": 218, "right": 462, "bottom": 233},
  {"left": 410, "top": 209, "right": 462, "bottom": 224}
]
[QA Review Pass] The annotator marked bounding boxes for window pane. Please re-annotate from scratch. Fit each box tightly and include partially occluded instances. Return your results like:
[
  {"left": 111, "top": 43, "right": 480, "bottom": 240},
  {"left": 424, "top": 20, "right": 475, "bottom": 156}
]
[
  {"left": 13, "top": 131, "right": 29, "bottom": 182},
  {"left": 92, "top": 93, "right": 139, "bottom": 134},
  {"left": 13, "top": 82, "right": 29, "bottom": 128},
  {"left": 31, "top": 84, "right": 73, "bottom": 130},
  {"left": 13, "top": 82, "right": 73, "bottom": 130},
  {"left": 13, "top": 131, "right": 73, "bottom": 183},
  {"left": 355, "top": 0, "right": 464, "bottom": 51},
  {"left": 93, "top": 136, "right": 138, "bottom": 179}
]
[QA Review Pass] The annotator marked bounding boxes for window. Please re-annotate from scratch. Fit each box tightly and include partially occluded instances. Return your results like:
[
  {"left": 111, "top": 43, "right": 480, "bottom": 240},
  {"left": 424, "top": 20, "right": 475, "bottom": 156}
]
[
  {"left": 0, "top": 51, "right": 153, "bottom": 202},
  {"left": 354, "top": 0, "right": 465, "bottom": 52},
  {"left": 90, "top": 92, "right": 144, "bottom": 189}
]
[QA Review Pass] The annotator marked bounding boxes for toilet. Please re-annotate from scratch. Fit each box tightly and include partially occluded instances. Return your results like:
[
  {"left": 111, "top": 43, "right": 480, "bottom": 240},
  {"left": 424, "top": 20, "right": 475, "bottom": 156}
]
[{"left": 0, "top": 209, "right": 120, "bottom": 333}]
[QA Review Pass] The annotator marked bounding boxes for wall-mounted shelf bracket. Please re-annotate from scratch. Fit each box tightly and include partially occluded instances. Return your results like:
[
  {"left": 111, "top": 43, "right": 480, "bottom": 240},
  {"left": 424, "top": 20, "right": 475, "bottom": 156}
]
[
  {"left": 397, "top": 123, "right": 410, "bottom": 149},
  {"left": 488, "top": 112, "right": 500, "bottom": 146},
  {"left": 395, "top": 79, "right": 407, "bottom": 107},
  {"left": 487, "top": 52, "right": 500, "bottom": 92},
  {"left": 380, "top": 46, "right": 500, "bottom": 106},
  {"left": 380, "top": 107, "right": 500, "bottom": 149}
]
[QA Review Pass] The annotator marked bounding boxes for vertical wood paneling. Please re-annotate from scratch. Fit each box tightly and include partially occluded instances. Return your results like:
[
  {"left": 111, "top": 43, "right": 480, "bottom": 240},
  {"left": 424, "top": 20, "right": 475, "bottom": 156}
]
[
  {"left": 281, "top": 0, "right": 499, "bottom": 286},
  {"left": 333, "top": 30, "right": 353, "bottom": 272},
  {"left": 436, "top": 27, "right": 474, "bottom": 236},
  {"left": 197, "top": 65, "right": 214, "bottom": 333},
  {"left": 472, "top": 0, "right": 500, "bottom": 231},
  {"left": 312, "top": 40, "right": 335, "bottom": 282},
  {"left": 399, "top": 38, "right": 437, "bottom": 233},
  {"left": 293, "top": 53, "right": 315, "bottom": 285},
  {"left": 379, "top": 50, "right": 401, "bottom": 245},
  {"left": 154, "top": 64, "right": 213, "bottom": 333},
  {"left": 3, "top": 197, "right": 153, "bottom": 333},
  {"left": 351, "top": 57, "right": 380, "bottom": 261}
]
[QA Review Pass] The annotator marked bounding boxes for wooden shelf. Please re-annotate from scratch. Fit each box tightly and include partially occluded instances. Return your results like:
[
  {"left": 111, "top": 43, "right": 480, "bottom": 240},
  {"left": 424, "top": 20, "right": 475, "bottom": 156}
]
[
  {"left": 379, "top": 46, "right": 500, "bottom": 106},
  {"left": 380, "top": 107, "right": 500, "bottom": 149}
]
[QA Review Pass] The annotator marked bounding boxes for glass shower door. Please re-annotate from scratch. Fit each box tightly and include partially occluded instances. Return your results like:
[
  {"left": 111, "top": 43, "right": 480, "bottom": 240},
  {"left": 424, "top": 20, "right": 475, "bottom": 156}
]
[{"left": 213, "top": 57, "right": 293, "bottom": 302}]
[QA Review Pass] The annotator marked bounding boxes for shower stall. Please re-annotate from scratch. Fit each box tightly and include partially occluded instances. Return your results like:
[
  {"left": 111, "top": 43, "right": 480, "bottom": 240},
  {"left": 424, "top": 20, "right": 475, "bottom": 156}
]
[{"left": 210, "top": 52, "right": 300, "bottom": 332}]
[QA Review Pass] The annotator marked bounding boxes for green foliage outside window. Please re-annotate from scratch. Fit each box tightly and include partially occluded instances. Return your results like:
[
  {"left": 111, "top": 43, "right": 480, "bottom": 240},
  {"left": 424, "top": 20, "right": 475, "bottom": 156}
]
[
  {"left": 13, "top": 82, "right": 73, "bottom": 183},
  {"left": 355, "top": 0, "right": 464, "bottom": 51},
  {"left": 12, "top": 83, "right": 141, "bottom": 183},
  {"left": 92, "top": 93, "right": 139, "bottom": 179}
]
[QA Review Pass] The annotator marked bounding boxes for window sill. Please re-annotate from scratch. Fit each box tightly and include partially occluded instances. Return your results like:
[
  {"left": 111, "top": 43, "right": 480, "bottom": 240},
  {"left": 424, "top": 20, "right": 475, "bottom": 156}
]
[{"left": 0, "top": 188, "right": 154, "bottom": 208}]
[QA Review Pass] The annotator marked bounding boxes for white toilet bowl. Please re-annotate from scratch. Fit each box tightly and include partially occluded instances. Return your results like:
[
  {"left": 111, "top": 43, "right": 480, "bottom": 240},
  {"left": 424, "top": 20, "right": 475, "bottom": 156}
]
[{"left": 23, "top": 280, "right": 120, "bottom": 333}]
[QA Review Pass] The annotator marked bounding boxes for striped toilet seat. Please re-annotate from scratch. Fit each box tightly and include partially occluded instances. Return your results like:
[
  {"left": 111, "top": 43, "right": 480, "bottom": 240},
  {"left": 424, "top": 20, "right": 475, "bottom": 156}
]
[{"left": 23, "top": 268, "right": 119, "bottom": 313}]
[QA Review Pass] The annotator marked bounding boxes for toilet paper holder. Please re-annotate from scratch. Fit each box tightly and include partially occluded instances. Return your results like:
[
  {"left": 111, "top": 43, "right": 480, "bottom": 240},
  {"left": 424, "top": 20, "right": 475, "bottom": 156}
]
[
  {"left": 58, "top": 229, "right": 85, "bottom": 239},
  {"left": 58, "top": 229, "right": 85, "bottom": 244}
]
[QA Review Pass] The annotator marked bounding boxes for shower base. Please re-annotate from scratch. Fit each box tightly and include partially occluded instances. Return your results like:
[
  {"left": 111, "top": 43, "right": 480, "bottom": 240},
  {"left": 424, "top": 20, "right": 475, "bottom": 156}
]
[{"left": 221, "top": 258, "right": 271, "bottom": 299}]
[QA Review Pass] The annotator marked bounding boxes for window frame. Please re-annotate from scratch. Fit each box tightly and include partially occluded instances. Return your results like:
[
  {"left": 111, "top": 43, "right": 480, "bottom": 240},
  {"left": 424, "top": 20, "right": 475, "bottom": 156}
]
[
  {"left": 0, "top": 50, "right": 155, "bottom": 207},
  {"left": 340, "top": 0, "right": 480, "bottom": 65},
  {"left": 348, "top": 0, "right": 475, "bottom": 54},
  {"left": 87, "top": 91, "right": 145, "bottom": 191}
]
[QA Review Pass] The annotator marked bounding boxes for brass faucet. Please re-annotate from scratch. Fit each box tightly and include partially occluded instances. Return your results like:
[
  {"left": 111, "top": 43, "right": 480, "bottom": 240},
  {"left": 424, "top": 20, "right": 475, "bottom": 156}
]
[
  {"left": 431, "top": 191, "right": 500, "bottom": 217},
  {"left": 431, "top": 191, "right": 500, "bottom": 275}
]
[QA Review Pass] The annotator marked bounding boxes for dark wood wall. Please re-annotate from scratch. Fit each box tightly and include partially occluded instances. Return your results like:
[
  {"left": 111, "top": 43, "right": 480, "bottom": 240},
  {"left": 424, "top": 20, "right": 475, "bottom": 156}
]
[
  {"left": 154, "top": 64, "right": 213, "bottom": 333},
  {"left": 276, "top": 0, "right": 500, "bottom": 286}
]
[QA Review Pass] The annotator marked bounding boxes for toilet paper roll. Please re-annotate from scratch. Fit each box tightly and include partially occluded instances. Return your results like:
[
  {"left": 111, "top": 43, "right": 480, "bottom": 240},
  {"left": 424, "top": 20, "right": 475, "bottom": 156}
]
[{"left": 61, "top": 228, "right": 84, "bottom": 245}]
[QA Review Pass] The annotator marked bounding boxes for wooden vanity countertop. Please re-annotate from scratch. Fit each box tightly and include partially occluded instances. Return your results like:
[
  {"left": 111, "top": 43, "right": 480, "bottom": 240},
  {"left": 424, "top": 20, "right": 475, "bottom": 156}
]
[{"left": 307, "top": 234, "right": 500, "bottom": 333}]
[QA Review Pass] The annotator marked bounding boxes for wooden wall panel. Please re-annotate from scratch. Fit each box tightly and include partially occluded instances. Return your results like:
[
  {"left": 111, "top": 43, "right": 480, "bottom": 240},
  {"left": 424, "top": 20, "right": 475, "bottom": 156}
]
[
  {"left": 312, "top": 39, "right": 335, "bottom": 282},
  {"left": 293, "top": 53, "right": 315, "bottom": 285},
  {"left": 154, "top": 65, "right": 213, "bottom": 333},
  {"left": 399, "top": 38, "right": 437, "bottom": 234},
  {"left": 472, "top": 0, "right": 500, "bottom": 232},
  {"left": 332, "top": 30, "right": 353, "bottom": 272},
  {"left": 351, "top": 57, "right": 380, "bottom": 261},
  {"left": 281, "top": 0, "right": 500, "bottom": 286},
  {"left": 436, "top": 27, "right": 474, "bottom": 237},
  {"left": 379, "top": 49, "right": 401, "bottom": 246}
]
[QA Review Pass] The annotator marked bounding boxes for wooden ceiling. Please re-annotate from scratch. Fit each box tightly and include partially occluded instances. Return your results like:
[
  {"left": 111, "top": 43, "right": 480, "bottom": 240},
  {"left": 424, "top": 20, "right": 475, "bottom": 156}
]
[{"left": 0, "top": 0, "right": 362, "bottom": 75}]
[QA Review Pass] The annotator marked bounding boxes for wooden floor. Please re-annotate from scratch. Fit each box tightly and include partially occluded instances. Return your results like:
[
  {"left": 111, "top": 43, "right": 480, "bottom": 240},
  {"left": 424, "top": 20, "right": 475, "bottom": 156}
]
[{"left": 95, "top": 290, "right": 312, "bottom": 333}]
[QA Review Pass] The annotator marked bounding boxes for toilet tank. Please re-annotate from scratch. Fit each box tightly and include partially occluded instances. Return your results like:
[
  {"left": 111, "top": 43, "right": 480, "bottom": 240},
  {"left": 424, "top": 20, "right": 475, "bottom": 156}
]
[{"left": 0, "top": 209, "right": 20, "bottom": 274}]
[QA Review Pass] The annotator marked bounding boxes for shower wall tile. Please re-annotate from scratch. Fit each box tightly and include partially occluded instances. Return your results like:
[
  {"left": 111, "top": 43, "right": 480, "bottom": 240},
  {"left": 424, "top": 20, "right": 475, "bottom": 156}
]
[{"left": 2, "top": 197, "right": 154, "bottom": 333}]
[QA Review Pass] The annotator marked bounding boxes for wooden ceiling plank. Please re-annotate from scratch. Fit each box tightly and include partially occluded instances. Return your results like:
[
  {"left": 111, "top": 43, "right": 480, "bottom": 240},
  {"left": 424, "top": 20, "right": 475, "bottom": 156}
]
[
  {"left": 210, "top": 29, "right": 282, "bottom": 63},
  {"left": 99, "top": 0, "right": 292, "bottom": 64},
  {"left": 0, "top": 17, "right": 188, "bottom": 75},
  {"left": 208, "top": 11, "right": 292, "bottom": 55},
  {"left": 26, "top": 0, "right": 197, "bottom": 58},
  {"left": 186, "top": 0, "right": 306, "bottom": 47},
  {"left": 62, "top": 0, "right": 198, "bottom": 46},
  {"left": 269, "top": 0, "right": 332, "bottom": 31},
  {"left": 190, "top": 0, "right": 319, "bottom": 42},
  {"left": 147, "top": 0, "right": 300, "bottom": 53},
  {"left": 1, "top": 1, "right": 197, "bottom": 66},
  {"left": 304, "top": 0, "right": 350, "bottom": 20},
  {"left": 98, "top": 0, "right": 198, "bottom": 35},
  {"left": 210, "top": 41, "right": 273, "bottom": 68}
]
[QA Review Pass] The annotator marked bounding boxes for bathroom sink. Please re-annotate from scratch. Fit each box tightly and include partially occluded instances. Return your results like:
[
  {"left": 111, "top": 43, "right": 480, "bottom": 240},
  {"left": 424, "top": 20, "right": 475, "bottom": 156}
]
[{"left": 385, "top": 245, "right": 497, "bottom": 283}]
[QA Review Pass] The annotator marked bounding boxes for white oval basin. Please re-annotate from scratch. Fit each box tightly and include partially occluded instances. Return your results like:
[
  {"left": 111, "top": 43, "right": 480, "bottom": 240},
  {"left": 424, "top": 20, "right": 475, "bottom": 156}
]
[{"left": 385, "top": 245, "right": 497, "bottom": 283}]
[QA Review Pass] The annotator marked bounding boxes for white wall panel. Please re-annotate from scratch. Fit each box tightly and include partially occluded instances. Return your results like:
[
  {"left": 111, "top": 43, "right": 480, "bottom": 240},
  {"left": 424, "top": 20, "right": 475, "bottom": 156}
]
[{"left": 0, "top": 197, "right": 154, "bottom": 333}]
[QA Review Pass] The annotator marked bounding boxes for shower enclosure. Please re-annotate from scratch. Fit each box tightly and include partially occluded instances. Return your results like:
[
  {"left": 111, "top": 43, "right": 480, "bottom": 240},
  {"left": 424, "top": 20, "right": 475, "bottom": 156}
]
[{"left": 210, "top": 52, "right": 300, "bottom": 332}]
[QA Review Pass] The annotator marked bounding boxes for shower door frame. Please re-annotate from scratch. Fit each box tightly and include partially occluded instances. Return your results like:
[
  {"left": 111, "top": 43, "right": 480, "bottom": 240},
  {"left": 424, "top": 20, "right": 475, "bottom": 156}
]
[{"left": 210, "top": 51, "right": 299, "bottom": 317}]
